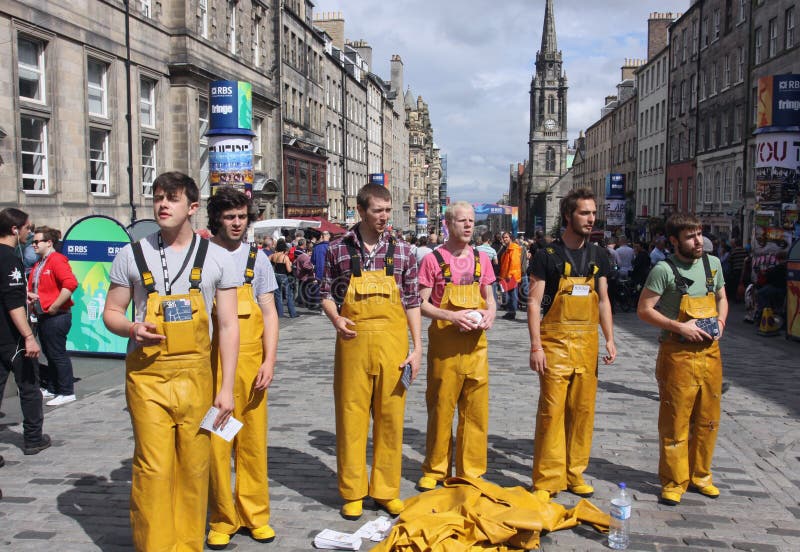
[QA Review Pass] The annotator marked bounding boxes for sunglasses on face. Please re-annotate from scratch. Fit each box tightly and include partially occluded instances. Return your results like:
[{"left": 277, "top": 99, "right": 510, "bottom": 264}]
[{"left": 32, "top": 239, "right": 50, "bottom": 245}]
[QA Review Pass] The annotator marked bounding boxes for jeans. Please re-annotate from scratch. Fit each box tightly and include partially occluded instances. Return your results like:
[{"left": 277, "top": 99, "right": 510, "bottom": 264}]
[
  {"left": 275, "top": 273, "right": 297, "bottom": 317},
  {"left": 507, "top": 287, "right": 518, "bottom": 314},
  {"left": 0, "top": 343, "right": 45, "bottom": 445},
  {"left": 38, "top": 312, "right": 74, "bottom": 395}
]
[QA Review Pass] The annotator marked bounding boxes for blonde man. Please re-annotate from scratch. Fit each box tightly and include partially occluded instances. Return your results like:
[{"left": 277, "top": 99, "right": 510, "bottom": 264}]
[{"left": 416, "top": 201, "right": 497, "bottom": 490}]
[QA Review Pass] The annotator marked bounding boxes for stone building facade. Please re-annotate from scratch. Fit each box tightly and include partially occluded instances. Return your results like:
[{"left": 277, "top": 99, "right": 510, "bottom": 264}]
[
  {"left": 280, "top": 0, "right": 327, "bottom": 218},
  {"left": 693, "top": 0, "right": 751, "bottom": 242},
  {"left": 635, "top": 13, "right": 675, "bottom": 222},
  {"left": 1, "top": 0, "right": 282, "bottom": 230},
  {"left": 665, "top": 1, "right": 701, "bottom": 221},
  {"left": 406, "top": 90, "right": 440, "bottom": 233},
  {"left": 610, "top": 61, "right": 642, "bottom": 229}
]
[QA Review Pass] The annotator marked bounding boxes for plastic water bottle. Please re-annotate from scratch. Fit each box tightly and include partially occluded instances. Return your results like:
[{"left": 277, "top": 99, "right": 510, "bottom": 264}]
[{"left": 608, "top": 482, "right": 631, "bottom": 549}]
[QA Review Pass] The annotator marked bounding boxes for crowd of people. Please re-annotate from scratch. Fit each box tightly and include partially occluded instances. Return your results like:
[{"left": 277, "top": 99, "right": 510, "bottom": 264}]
[{"left": 0, "top": 174, "right": 776, "bottom": 550}]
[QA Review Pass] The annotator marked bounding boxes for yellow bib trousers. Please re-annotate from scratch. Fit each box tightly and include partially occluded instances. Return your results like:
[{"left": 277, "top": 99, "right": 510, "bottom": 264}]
[
  {"left": 656, "top": 292, "right": 722, "bottom": 496},
  {"left": 126, "top": 288, "right": 212, "bottom": 552},
  {"left": 533, "top": 273, "right": 599, "bottom": 493},
  {"left": 209, "top": 282, "right": 270, "bottom": 535},
  {"left": 423, "top": 281, "right": 489, "bottom": 481},
  {"left": 334, "top": 268, "right": 409, "bottom": 501}
]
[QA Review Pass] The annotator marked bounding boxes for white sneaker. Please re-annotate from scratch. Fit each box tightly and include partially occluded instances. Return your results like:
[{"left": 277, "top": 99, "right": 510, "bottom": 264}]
[
  {"left": 46, "top": 394, "right": 76, "bottom": 406},
  {"left": 40, "top": 388, "right": 55, "bottom": 399}
]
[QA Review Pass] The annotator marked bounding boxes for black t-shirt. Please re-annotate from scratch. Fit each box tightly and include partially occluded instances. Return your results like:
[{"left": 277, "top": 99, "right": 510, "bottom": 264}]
[
  {"left": 0, "top": 243, "right": 28, "bottom": 345},
  {"left": 527, "top": 239, "right": 611, "bottom": 316}
]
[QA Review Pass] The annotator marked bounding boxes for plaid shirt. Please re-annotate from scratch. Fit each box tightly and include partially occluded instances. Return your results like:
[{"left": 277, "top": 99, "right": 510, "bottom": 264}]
[{"left": 321, "top": 225, "right": 421, "bottom": 309}]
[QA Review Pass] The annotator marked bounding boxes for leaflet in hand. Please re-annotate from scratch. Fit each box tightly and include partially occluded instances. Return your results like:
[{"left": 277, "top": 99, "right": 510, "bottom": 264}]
[{"left": 200, "top": 407, "right": 243, "bottom": 442}]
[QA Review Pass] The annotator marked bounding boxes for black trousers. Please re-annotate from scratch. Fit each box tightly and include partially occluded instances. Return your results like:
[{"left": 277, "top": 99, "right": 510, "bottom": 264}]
[{"left": 0, "top": 342, "right": 45, "bottom": 445}]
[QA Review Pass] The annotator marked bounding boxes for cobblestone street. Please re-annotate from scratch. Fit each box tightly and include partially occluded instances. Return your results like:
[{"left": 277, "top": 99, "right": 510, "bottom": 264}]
[{"left": 1, "top": 303, "right": 799, "bottom": 551}]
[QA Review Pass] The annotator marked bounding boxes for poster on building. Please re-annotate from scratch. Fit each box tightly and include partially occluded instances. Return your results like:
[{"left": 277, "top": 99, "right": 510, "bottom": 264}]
[
  {"left": 605, "top": 173, "right": 626, "bottom": 200},
  {"left": 756, "top": 74, "right": 800, "bottom": 130},
  {"left": 754, "top": 133, "right": 800, "bottom": 210},
  {"left": 369, "top": 173, "right": 389, "bottom": 186},
  {"left": 209, "top": 136, "right": 254, "bottom": 196},
  {"left": 605, "top": 199, "right": 626, "bottom": 227},
  {"left": 61, "top": 216, "right": 132, "bottom": 356},
  {"left": 209, "top": 80, "right": 253, "bottom": 132}
]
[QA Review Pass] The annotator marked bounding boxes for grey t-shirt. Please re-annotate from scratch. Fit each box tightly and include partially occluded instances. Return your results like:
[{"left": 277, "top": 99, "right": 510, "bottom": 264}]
[
  {"left": 223, "top": 242, "right": 278, "bottom": 298},
  {"left": 109, "top": 233, "right": 241, "bottom": 323}
]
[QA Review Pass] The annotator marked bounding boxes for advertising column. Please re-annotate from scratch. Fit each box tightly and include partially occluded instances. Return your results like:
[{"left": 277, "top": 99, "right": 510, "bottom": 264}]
[
  {"left": 415, "top": 202, "right": 428, "bottom": 235},
  {"left": 605, "top": 173, "right": 626, "bottom": 234},
  {"left": 207, "top": 80, "right": 256, "bottom": 196},
  {"left": 753, "top": 75, "right": 800, "bottom": 257}
]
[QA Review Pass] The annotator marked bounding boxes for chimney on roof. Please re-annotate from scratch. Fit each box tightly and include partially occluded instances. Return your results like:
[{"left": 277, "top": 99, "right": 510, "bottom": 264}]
[
  {"left": 390, "top": 55, "right": 403, "bottom": 96},
  {"left": 314, "top": 12, "right": 345, "bottom": 50}
]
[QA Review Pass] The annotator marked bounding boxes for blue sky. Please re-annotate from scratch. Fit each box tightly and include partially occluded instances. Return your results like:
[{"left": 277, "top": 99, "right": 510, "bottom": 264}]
[{"left": 311, "top": 0, "right": 688, "bottom": 203}]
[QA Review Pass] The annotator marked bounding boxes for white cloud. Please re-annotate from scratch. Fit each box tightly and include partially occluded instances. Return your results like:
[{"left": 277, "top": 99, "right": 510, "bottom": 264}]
[{"left": 312, "top": 0, "right": 689, "bottom": 203}]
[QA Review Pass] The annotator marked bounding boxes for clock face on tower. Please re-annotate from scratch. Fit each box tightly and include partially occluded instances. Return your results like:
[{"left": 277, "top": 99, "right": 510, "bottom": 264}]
[{"left": 544, "top": 118, "right": 557, "bottom": 131}]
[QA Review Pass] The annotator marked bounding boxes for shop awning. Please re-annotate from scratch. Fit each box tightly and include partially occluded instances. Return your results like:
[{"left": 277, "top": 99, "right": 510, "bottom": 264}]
[{"left": 290, "top": 216, "right": 347, "bottom": 236}]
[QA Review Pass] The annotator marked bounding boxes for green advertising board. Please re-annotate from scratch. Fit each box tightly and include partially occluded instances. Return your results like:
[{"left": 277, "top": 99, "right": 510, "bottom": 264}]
[{"left": 61, "top": 215, "right": 132, "bottom": 356}]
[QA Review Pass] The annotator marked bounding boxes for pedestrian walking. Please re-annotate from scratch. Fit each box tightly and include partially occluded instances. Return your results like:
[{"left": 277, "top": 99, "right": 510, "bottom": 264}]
[
  {"left": 0, "top": 208, "right": 50, "bottom": 456},
  {"left": 103, "top": 171, "right": 239, "bottom": 551},
  {"left": 27, "top": 226, "right": 78, "bottom": 406},
  {"left": 205, "top": 187, "right": 279, "bottom": 549},
  {"left": 527, "top": 188, "right": 616, "bottom": 502},
  {"left": 637, "top": 213, "right": 728, "bottom": 506},
  {"left": 416, "top": 201, "right": 496, "bottom": 491},
  {"left": 320, "top": 183, "right": 422, "bottom": 520}
]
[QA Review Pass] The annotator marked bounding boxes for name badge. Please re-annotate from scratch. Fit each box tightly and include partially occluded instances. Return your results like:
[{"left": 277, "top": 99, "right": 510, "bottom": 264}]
[{"left": 571, "top": 284, "right": 590, "bottom": 296}]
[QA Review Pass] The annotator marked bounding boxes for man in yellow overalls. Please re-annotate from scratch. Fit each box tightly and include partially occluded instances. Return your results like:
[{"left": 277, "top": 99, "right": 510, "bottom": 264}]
[
  {"left": 104, "top": 172, "right": 239, "bottom": 551},
  {"left": 527, "top": 188, "right": 616, "bottom": 502},
  {"left": 320, "top": 183, "right": 422, "bottom": 520},
  {"left": 416, "top": 201, "right": 496, "bottom": 491},
  {"left": 205, "top": 187, "right": 280, "bottom": 549},
  {"left": 638, "top": 213, "right": 728, "bottom": 506}
]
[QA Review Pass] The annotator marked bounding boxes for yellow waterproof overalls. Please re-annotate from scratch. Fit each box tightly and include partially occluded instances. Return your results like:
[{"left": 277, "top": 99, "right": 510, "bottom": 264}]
[
  {"left": 533, "top": 244, "right": 600, "bottom": 493},
  {"left": 209, "top": 244, "right": 270, "bottom": 535},
  {"left": 334, "top": 237, "right": 409, "bottom": 501},
  {"left": 127, "top": 235, "right": 212, "bottom": 552},
  {"left": 656, "top": 255, "right": 722, "bottom": 496},
  {"left": 422, "top": 248, "right": 489, "bottom": 482}
]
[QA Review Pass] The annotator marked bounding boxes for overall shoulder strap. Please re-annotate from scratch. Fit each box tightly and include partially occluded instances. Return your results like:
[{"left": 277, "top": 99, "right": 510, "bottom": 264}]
[
  {"left": 545, "top": 244, "right": 570, "bottom": 277},
  {"left": 346, "top": 239, "right": 361, "bottom": 277},
  {"left": 664, "top": 257, "right": 689, "bottom": 295},
  {"left": 189, "top": 237, "right": 209, "bottom": 290},
  {"left": 244, "top": 243, "right": 258, "bottom": 285},
  {"left": 131, "top": 241, "right": 157, "bottom": 295},
  {"left": 472, "top": 248, "right": 481, "bottom": 283},
  {"left": 431, "top": 248, "right": 451, "bottom": 283},
  {"left": 384, "top": 237, "right": 396, "bottom": 277},
  {"left": 701, "top": 254, "right": 715, "bottom": 293}
]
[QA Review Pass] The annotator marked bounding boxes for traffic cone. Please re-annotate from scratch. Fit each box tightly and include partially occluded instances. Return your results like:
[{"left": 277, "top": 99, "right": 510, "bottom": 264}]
[{"left": 757, "top": 307, "right": 781, "bottom": 337}]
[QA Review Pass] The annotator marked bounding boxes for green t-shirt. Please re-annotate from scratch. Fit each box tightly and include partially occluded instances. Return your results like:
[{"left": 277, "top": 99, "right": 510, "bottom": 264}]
[{"left": 645, "top": 254, "right": 725, "bottom": 333}]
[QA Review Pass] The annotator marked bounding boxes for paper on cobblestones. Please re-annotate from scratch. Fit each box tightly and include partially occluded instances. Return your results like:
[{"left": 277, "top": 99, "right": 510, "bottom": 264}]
[
  {"left": 314, "top": 517, "right": 394, "bottom": 550},
  {"left": 354, "top": 516, "right": 395, "bottom": 541},
  {"left": 313, "top": 528, "right": 362, "bottom": 550},
  {"left": 200, "top": 407, "right": 243, "bottom": 442}
]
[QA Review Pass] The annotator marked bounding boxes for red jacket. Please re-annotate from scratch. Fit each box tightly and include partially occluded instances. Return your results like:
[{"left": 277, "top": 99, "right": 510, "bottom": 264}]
[{"left": 27, "top": 251, "right": 78, "bottom": 311}]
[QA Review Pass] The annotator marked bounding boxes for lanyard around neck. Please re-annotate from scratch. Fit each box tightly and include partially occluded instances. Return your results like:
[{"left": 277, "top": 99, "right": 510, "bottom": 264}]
[{"left": 157, "top": 232, "right": 197, "bottom": 295}]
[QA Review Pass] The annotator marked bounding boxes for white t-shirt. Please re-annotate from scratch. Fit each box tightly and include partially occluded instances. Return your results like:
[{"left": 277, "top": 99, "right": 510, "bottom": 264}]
[
  {"left": 222, "top": 242, "right": 278, "bottom": 299},
  {"left": 109, "top": 232, "right": 241, "bottom": 323}
]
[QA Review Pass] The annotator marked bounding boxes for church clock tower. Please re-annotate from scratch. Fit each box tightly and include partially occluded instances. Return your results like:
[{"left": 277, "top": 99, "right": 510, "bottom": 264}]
[{"left": 527, "top": 0, "right": 568, "bottom": 234}]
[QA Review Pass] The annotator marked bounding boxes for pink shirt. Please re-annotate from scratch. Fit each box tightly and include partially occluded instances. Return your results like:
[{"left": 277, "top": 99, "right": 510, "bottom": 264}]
[{"left": 418, "top": 247, "right": 496, "bottom": 307}]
